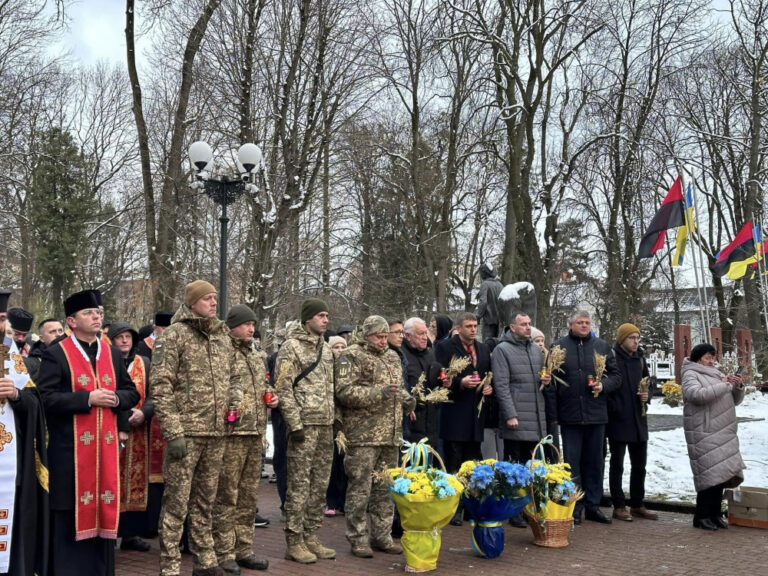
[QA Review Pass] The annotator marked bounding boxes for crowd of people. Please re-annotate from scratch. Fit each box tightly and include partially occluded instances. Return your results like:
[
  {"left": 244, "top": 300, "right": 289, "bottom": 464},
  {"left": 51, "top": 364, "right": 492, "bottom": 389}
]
[{"left": 0, "top": 269, "right": 746, "bottom": 576}]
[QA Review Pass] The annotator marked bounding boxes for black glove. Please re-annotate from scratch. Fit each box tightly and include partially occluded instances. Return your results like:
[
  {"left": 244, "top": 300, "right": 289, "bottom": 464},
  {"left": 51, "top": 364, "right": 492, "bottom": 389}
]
[
  {"left": 380, "top": 387, "right": 399, "bottom": 401},
  {"left": 166, "top": 437, "right": 187, "bottom": 461},
  {"left": 289, "top": 429, "right": 306, "bottom": 443}
]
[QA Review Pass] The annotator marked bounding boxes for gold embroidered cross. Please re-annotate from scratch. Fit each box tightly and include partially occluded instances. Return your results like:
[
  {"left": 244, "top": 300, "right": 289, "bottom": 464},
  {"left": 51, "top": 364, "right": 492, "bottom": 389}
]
[
  {"left": 77, "top": 374, "right": 91, "bottom": 388},
  {"left": 100, "top": 490, "right": 115, "bottom": 505},
  {"left": 80, "top": 491, "right": 94, "bottom": 505},
  {"left": 104, "top": 431, "right": 115, "bottom": 445},
  {"left": 79, "top": 431, "right": 95, "bottom": 445},
  {"left": 0, "top": 423, "right": 12, "bottom": 452},
  {"left": 101, "top": 375, "right": 113, "bottom": 387}
]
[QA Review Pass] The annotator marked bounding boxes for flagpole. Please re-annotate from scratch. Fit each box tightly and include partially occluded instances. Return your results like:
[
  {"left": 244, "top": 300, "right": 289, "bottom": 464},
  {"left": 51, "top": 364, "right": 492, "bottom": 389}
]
[
  {"left": 686, "top": 174, "right": 711, "bottom": 342},
  {"left": 752, "top": 215, "right": 768, "bottom": 337}
]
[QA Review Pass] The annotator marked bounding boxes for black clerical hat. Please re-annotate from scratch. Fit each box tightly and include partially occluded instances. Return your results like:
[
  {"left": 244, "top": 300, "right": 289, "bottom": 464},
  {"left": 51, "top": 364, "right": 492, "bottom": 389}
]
[
  {"left": 0, "top": 289, "right": 11, "bottom": 313},
  {"left": 64, "top": 290, "right": 100, "bottom": 317},
  {"left": 89, "top": 289, "right": 104, "bottom": 306},
  {"left": 154, "top": 312, "right": 173, "bottom": 327},
  {"left": 7, "top": 307, "right": 33, "bottom": 332}
]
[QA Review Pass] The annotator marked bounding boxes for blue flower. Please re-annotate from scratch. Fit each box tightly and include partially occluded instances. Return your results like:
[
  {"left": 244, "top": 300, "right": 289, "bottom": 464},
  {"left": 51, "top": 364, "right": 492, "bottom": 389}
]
[
  {"left": 470, "top": 464, "right": 495, "bottom": 490},
  {"left": 392, "top": 477, "right": 411, "bottom": 496},
  {"left": 434, "top": 478, "right": 456, "bottom": 498},
  {"left": 495, "top": 461, "right": 532, "bottom": 487}
]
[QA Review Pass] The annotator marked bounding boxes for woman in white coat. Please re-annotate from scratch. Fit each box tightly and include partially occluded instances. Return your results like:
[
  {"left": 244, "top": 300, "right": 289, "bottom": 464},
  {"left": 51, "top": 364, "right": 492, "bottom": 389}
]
[{"left": 681, "top": 343, "right": 745, "bottom": 531}]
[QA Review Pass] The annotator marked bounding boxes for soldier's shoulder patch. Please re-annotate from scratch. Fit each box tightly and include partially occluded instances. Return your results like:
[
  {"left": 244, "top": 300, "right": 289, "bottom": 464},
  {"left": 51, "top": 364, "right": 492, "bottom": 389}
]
[
  {"left": 338, "top": 357, "right": 351, "bottom": 378},
  {"left": 279, "top": 357, "right": 292, "bottom": 374},
  {"left": 153, "top": 341, "right": 165, "bottom": 365}
]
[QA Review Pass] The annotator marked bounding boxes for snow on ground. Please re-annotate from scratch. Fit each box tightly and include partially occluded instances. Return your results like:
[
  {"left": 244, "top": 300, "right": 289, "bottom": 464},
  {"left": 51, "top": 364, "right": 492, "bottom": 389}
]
[{"left": 605, "top": 391, "right": 768, "bottom": 502}]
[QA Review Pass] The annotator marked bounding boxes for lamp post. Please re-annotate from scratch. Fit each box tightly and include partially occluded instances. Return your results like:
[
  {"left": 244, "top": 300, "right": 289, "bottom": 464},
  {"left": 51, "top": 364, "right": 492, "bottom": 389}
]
[{"left": 188, "top": 141, "right": 263, "bottom": 319}]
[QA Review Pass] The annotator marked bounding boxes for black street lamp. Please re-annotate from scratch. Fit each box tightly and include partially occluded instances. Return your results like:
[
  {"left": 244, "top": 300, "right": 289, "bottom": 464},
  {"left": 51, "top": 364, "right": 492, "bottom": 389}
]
[{"left": 188, "top": 141, "right": 263, "bottom": 319}]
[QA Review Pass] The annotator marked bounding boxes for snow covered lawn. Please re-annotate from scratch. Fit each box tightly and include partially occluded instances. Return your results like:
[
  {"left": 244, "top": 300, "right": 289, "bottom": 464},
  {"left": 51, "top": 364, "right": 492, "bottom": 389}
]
[{"left": 605, "top": 391, "right": 768, "bottom": 502}]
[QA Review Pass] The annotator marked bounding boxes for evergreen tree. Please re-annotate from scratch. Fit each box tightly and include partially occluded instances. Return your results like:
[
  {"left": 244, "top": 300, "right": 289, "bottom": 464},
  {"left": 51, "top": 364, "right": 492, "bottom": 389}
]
[{"left": 28, "top": 128, "right": 95, "bottom": 317}]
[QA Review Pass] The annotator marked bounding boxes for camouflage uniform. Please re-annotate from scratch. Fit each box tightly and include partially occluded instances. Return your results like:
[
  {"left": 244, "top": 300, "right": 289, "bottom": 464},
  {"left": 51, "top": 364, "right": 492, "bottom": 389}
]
[
  {"left": 212, "top": 337, "right": 270, "bottom": 563},
  {"left": 150, "top": 305, "right": 239, "bottom": 576},
  {"left": 335, "top": 334, "right": 416, "bottom": 548},
  {"left": 275, "top": 322, "right": 335, "bottom": 546}
]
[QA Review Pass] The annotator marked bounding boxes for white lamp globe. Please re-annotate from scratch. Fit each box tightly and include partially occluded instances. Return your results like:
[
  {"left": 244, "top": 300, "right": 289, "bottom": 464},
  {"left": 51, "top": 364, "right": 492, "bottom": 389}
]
[{"left": 189, "top": 141, "right": 213, "bottom": 171}]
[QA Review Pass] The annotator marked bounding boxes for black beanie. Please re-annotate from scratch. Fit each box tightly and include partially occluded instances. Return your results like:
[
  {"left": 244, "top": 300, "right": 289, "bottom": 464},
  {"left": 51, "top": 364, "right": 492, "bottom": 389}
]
[
  {"left": 226, "top": 304, "right": 257, "bottom": 329},
  {"left": 301, "top": 298, "right": 329, "bottom": 323}
]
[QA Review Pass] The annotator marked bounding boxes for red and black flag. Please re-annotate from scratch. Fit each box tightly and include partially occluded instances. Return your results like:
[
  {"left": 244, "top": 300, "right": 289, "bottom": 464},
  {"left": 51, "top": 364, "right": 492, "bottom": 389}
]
[
  {"left": 714, "top": 221, "right": 761, "bottom": 279},
  {"left": 638, "top": 176, "right": 685, "bottom": 259}
]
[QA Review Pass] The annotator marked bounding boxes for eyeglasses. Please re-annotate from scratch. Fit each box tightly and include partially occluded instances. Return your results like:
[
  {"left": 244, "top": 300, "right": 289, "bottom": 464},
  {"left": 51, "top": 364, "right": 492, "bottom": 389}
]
[
  {"left": 390, "top": 330, "right": 404, "bottom": 335},
  {"left": 626, "top": 335, "right": 640, "bottom": 341}
]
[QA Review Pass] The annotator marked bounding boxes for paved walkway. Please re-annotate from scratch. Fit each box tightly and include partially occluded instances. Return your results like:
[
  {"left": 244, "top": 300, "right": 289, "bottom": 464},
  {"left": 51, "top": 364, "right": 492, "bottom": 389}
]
[{"left": 116, "top": 473, "right": 767, "bottom": 576}]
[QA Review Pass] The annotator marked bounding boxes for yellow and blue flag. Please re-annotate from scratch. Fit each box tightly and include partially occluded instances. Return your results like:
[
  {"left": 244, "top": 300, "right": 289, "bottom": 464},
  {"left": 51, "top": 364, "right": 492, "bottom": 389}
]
[{"left": 672, "top": 182, "right": 695, "bottom": 267}]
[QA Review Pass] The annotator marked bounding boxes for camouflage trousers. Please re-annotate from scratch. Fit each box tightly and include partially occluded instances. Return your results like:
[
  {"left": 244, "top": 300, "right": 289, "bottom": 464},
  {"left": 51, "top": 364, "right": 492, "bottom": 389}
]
[
  {"left": 284, "top": 425, "right": 333, "bottom": 543},
  {"left": 212, "top": 435, "right": 263, "bottom": 562},
  {"left": 344, "top": 444, "right": 398, "bottom": 547},
  {"left": 159, "top": 436, "right": 225, "bottom": 576}
]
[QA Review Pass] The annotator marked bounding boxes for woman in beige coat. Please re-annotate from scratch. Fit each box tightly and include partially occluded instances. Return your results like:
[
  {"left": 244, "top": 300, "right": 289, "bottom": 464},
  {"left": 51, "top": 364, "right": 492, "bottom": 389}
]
[{"left": 681, "top": 343, "right": 745, "bottom": 531}]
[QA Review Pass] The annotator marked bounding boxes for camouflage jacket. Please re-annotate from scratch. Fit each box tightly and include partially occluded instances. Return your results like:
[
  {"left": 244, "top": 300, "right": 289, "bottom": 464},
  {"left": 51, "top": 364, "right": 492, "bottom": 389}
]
[
  {"left": 335, "top": 341, "right": 416, "bottom": 446},
  {"left": 231, "top": 336, "right": 269, "bottom": 436},
  {"left": 150, "top": 305, "right": 239, "bottom": 440},
  {"left": 275, "top": 322, "right": 335, "bottom": 432}
]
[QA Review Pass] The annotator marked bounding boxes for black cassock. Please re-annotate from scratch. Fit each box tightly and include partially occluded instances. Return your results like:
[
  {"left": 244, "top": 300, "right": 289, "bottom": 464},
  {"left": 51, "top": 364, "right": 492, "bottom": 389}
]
[
  {"left": 5, "top": 387, "right": 50, "bottom": 576},
  {"left": 36, "top": 338, "right": 138, "bottom": 576}
]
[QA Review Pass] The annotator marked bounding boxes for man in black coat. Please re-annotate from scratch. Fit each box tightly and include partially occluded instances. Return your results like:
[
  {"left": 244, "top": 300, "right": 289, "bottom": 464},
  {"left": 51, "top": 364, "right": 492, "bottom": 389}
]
[
  {"left": 544, "top": 310, "right": 620, "bottom": 525},
  {"left": 435, "top": 313, "right": 493, "bottom": 470},
  {"left": 607, "top": 323, "right": 657, "bottom": 522},
  {"left": 400, "top": 317, "right": 442, "bottom": 447},
  {"left": 36, "top": 290, "right": 139, "bottom": 576}
]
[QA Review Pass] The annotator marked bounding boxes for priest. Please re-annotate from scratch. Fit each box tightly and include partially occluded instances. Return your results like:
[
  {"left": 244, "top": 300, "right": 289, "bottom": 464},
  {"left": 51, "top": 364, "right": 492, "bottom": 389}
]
[
  {"left": 0, "top": 339, "right": 49, "bottom": 576},
  {"left": 36, "top": 290, "right": 139, "bottom": 576}
]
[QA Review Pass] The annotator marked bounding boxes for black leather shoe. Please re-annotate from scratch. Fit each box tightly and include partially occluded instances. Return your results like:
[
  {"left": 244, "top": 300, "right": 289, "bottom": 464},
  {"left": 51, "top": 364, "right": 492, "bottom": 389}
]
[
  {"left": 449, "top": 512, "right": 463, "bottom": 527},
  {"left": 573, "top": 514, "right": 582, "bottom": 525},
  {"left": 236, "top": 555, "right": 269, "bottom": 570},
  {"left": 508, "top": 513, "right": 528, "bottom": 528},
  {"left": 121, "top": 537, "right": 151, "bottom": 552},
  {"left": 585, "top": 509, "right": 612, "bottom": 524},
  {"left": 693, "top": 518, "right": 718, "bottom": 531},
  {"left": 712, "top": 516, "right": 728, "bottom": 529}
]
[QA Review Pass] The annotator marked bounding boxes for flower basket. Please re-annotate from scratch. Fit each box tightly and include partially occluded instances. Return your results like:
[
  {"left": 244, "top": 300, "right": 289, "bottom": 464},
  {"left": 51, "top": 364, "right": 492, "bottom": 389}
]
[
  {"left": 463, "top": 494, "right": 531, "bottom": 558},
  {"left": 457, "top": 459, "right": 533, "bottom": 559},
  {"left": 524, "top": 436, "right": 581, "bottom": 548},
  {"left": 388, "top": 440, "right": 461, "bottom": 572}
]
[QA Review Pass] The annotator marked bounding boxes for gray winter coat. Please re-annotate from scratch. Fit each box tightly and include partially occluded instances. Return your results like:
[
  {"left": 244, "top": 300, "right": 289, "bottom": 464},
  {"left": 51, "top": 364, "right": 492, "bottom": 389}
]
[
  {"left": 681, "top": 358, "right": 745, "bottom": 492},
  {"left": 491, "top": 331, "right": 547, "bottom": 441}
]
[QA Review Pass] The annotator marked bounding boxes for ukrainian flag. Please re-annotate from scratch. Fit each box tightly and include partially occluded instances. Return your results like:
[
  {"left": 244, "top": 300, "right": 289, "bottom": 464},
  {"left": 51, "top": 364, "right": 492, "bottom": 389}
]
[{"left": 672, "top": 182, "right": 695, "bottom": 267}]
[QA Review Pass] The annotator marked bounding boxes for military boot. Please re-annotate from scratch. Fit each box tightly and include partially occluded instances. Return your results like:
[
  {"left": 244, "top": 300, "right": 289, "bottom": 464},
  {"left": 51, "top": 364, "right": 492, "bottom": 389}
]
[
  {"left": 284, "top": 535, "right": 317, "bottom": 564},
  {"left": 305, "top": 535, "right": 336, "bottom": 559}
]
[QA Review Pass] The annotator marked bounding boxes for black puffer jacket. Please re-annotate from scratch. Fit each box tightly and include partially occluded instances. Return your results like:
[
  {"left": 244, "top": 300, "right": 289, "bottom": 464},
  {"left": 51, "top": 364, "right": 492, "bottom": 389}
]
[
  {"left": 607, "top": 344, "right": 650, "bottom": 443},
  {"left": 544, "top": 331, "right": 621, "bottom": 425}
]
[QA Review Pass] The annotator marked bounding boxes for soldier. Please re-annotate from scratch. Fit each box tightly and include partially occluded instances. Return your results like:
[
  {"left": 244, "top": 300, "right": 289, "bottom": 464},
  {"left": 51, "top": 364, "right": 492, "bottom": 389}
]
[
  {"left": 335, "top": 315, "right": 416, "bottom": 558},
  {"left": 275, "top": 298, "right": 336, "bottom": 564},
  {"left": 212, "top": 305, "right": 277, "bottom": 574},
  {"left": 151, "top": 280, "right": 240, "bottom": 576}
]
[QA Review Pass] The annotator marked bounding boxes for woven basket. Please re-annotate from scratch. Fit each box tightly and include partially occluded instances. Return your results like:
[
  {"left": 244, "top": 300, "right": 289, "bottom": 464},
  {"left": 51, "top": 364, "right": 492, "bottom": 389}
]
[
  {"left": 524, "top": 436, "right": 577, "bottom": 548},
  {"left": 523, "top": 510, "right": 572, "bottom": 548}
]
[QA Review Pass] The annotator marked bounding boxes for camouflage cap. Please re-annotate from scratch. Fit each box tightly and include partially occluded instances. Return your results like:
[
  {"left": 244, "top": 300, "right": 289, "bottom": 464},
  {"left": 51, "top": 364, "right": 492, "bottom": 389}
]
[{"left": 362, "top": 315, "right": 389, "bottom": 337}]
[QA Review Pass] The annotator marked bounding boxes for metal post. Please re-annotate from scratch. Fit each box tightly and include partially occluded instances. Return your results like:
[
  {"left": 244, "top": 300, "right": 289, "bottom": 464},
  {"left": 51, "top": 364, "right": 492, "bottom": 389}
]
[{"left": 219, "top": 200, "right": 229, "bottom": 320}]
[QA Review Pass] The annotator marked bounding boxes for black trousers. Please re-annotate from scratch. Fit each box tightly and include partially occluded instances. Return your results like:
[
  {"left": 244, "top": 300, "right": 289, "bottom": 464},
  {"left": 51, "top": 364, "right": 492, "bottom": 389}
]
[
  {"left": 443, "top": 440, "right": 483, "bottom": 474},
  {"left": 325, "top": 443, "right": 348, "bottom": 511},
  {"left": 561, "top": 424, "right": 606, "bottom": 516},
  {"left": 271, "top": 409, "right": 288, "bottom": 507},
  {"left": 503, "top": 439, "right": 539, "bottom": 464},
  {"left": 695, "top": 483, "right": 726, "bottom": 522},
  {"left": 608, "top": 439, "right": 647, "bottom": 508}
]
